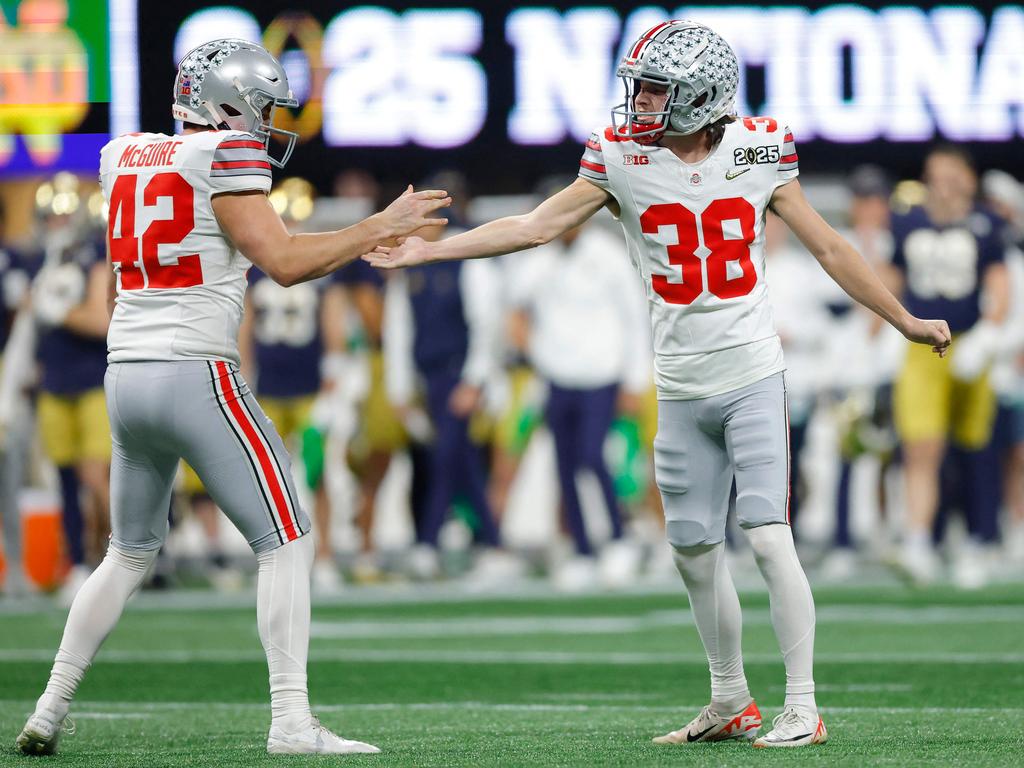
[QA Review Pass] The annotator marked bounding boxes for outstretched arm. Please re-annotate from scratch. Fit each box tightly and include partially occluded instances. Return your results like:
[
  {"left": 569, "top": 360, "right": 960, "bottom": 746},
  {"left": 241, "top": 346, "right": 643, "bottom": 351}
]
[
  {"left": 364, "top": 178, "right": 612, "bottom": 269},
  {"left": 770, "top": 179, "right": 951, "bottom": 356},
  {"left": 213, "top": 185, "right": 451, "bottom": 287}
]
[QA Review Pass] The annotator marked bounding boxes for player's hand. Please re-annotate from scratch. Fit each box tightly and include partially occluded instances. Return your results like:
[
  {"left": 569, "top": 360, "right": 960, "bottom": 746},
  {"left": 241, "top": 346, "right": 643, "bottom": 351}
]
[
  {"left": 903, "top": 317, "right": 952, "bottom": 357},
  {"left": 449, "top": 382, "right": 482, "bottom": 418},
  {"left": 378, "top": 184, "right": 451, "bottom": 238},
  {"left": 362, "top": 236, "right": 433, "bottom": 270}
]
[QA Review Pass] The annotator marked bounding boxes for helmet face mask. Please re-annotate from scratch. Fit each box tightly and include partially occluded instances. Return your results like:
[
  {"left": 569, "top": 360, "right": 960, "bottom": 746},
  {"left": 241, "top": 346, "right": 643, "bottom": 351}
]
[
  {"left": 172, "top": 39, "right": 299, "bottom": 168},
  {"left": 611, "top": 20, "right": 739, "bottom": 142},
  {"left": 611, "top": 74, "right": 674, "bottom": 143},
  {"left": 232, "top": 82, "right": 300, "bottom": 167}
]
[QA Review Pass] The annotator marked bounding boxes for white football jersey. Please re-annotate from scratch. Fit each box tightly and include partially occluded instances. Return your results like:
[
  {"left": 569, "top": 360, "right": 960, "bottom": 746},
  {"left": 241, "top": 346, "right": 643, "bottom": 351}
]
[
  {"left": 579, "top": 117, "right": 799, "bottom": 399},
  {"left": 100, "top": 130, "right": 273, "bottom": 365}
]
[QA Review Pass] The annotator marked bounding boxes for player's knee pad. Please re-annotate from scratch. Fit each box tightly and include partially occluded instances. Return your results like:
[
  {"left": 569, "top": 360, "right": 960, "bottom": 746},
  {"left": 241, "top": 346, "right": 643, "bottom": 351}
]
[
  {"left": 665, "top": 519, "right": 714, "bottom": 549},
  {"left": 735, "top": 489, "right": 786, "bottom": 530}
]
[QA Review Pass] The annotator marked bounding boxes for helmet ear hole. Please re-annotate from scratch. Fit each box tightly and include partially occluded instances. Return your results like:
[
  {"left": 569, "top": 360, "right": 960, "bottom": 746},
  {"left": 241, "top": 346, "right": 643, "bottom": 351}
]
[
  {"left": 220, "top": 103, "right": 242, "bottom": 117},
  {"left": 691, "top": 92, "right": 708, "bottom": 109}
]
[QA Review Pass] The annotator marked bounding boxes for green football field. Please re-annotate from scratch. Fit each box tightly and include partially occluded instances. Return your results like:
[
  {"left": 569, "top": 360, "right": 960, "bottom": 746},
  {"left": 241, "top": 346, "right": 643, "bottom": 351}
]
[{"left": 1, "top": 581, "right": 1022, "bottom": 767}]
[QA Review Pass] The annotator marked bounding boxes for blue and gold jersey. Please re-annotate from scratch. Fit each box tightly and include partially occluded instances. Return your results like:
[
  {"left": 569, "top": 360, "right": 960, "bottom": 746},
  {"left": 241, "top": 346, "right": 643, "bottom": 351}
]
[
  {"left": 248, "top": 267, "right": 324, "bottom": 398},
  {"left": 891, "top": 205, "right": 1005, "bottom": 334}
]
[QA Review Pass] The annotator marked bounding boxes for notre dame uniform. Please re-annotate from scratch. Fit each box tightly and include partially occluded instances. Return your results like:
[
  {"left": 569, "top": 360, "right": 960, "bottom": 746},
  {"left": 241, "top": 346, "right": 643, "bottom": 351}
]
[{"left": 891, "top": 205, "right": 1005, "bottom": 448}]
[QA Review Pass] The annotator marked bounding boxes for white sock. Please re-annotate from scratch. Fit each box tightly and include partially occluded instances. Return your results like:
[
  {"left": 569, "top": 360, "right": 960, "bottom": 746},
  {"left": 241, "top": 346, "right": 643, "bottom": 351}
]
[
  {"left": 744, "top": 524, "right": 817, "bottom": 713},
  {"left": 256, "top": 534, "right": 315, "bottom": 734},
  {"left": 42, "top": 546, "right": 157, "bottom": 712},
  {"left": 671, "top": 542, "right": 751, "bottom": 713}
]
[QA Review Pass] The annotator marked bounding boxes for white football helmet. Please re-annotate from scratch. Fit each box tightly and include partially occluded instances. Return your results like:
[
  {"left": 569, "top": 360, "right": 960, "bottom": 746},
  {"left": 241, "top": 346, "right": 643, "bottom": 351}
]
[
  {"left": 612, "top": 20, "right": 739, "bottom": 141},
  {"left": 172, "top": 39, "right": 299, "bottom": 167}
]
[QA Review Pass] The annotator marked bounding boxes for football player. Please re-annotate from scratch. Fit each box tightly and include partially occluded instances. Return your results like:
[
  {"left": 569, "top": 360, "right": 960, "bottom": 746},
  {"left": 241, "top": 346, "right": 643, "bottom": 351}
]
[
  {"left": 365, "top": 20, "right": 950, "bottom": 748},
  {"left": 17, "top": 39, "right": 449, "bottom": 756},
  {"left": 885, "top": 147, "right": 1009, "bottom": 586},
  {"left": 24, "top": 174, "right": 112, "bottom": 605},
  {"left": 331, "top": 257, "right": 401, "bottom": 582}
]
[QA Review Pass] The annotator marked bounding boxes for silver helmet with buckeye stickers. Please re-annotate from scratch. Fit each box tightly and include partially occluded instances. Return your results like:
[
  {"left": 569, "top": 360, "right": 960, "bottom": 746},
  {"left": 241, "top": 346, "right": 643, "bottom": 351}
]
[
  {"left": 612, "top": 20, "right": 739, "bottom": 141},
  {"left": 172, "top": 39, "right": 299, "bottom": 167}
]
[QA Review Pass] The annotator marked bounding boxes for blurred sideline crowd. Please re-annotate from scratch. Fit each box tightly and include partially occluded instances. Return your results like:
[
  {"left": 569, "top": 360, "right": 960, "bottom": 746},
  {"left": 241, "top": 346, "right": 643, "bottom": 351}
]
[{"left": 1, "top": 145, "right": 1023, "bottom": 603}]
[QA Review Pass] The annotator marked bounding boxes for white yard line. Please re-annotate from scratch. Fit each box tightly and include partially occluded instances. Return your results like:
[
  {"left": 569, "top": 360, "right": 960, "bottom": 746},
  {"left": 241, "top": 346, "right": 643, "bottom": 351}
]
[
  {"left": 0, "top": 699, "right": 1020, "bottom": 716},
  {"left": 305, "top": 605, "right": 1024, "bottom": 639},
  {"left": 1, "top": 580, "right": 1019, "bottom": 615},
  {"left": 1, "top": 648, "right": 1022, "bottom": 664}
]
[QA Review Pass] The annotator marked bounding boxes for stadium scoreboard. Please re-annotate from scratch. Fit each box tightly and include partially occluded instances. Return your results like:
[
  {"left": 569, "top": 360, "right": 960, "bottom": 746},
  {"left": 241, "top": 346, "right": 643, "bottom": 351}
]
[{"left": 2, "top": 2, "right": 1021, "bottom": 185}]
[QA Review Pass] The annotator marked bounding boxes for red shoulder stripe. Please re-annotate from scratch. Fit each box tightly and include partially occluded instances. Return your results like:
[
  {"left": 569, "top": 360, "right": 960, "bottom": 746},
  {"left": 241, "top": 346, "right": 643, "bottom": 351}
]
[
  {"left": 211, "top": 160, "right": 272, "bottom": 170},
  {"left": 580, "top": 159, "right": 606, "bottom": 174},
  {"left": 217, "top": 140, "right": 266, "bottom": 150},
  {"left": 780, "top": 153, "right": 798, "bottom": 164},
  {"left": 783, "top": 133, "right": 794, "bottom": 142},
  {"left": 585, "top": 139, "right": 602, "bottom": 152}
]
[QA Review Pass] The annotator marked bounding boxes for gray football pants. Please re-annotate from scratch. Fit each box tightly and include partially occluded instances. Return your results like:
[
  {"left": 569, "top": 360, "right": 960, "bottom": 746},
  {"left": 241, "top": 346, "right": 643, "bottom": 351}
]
[
  {"left": 105, "top": 361, "right": 309, "bottom": 554},
  {"left": 654, "top": 372, "right": 790, "bottom": 548}
]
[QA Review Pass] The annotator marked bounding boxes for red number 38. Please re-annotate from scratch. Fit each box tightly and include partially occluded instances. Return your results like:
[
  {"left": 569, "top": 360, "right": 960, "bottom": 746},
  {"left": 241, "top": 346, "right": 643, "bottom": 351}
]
[{"left": 641, "top": 197, "right": 757, "bottom": 305}]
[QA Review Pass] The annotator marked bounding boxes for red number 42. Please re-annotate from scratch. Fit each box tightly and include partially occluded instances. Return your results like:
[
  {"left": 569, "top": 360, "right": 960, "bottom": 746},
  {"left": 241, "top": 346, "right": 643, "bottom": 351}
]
[
  {"left": 107, "top": 172, "right": 203, "bottom": 290},
  {"left": 641, "top": 197, "right": 757, "bottom": 305}
]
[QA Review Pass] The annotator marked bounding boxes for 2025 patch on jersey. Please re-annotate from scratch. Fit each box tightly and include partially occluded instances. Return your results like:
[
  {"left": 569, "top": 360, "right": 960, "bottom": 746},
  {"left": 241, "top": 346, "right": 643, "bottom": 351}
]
[
  {"left": 100, "top": 130, "right": 272, "bottom": 366},
  {"left": 579, "top": 117, "right": 798, "bottom": 400}
]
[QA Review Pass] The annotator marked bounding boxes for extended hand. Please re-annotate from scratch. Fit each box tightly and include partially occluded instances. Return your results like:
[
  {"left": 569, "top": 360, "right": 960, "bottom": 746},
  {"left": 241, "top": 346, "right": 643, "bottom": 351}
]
[
  {"left": 362, "top": 236, "right": 432, "bottom": 270},
  {"left": 379, "top": 185, "right": 451, "bottom": 238},
  {"left": 903, "top": 317, "right": 952, "bottom": 357}
]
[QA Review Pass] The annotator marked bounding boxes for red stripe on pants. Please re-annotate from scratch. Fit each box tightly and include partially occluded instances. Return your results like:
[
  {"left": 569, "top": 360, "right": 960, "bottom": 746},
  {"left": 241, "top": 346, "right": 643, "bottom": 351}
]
[{"left": 215, "top": 362, "right": 298, "bottom": 541}]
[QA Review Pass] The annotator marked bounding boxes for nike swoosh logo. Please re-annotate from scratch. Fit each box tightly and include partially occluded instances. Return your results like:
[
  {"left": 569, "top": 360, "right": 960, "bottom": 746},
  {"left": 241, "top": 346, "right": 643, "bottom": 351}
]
[
  {"left": 686, "top": 724, "right": 717, "bottom": 742},
  {"left": 780, "top": 731, "right": 815, "bottom": 742},
  {"left": 725, "top": 168, "right": 750, "bottom": 180}
]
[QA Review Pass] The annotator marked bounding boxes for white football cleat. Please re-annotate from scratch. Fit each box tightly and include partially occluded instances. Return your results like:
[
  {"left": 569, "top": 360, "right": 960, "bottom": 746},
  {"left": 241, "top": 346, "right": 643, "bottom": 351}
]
[
  {"left": 406, "top": 543, "right": 441, "bottom": 581},
  {"left": 464, "top": 548, "right": 527, "bottom": 589},
  {"left": 895, "top": 540, "right": 941, "bottom": 586},
  {"left": 753, "top": 706, "right": 827, "bottom": 748},
  {"left": 952, "top": 540, "right": 989, "bottom": 591},
  {"left": 551, "top": 555, "right": 598, "bottom": 593},
  {"left": 598, "top": 538, "right": 642, "bottom": 589},
  {"left": 652, "top": 700, "right": 762, "bottom": 744},
  {"left": 267, "top": 716, "right": 380, "bottom": 755},
  {"left": 16, "top": 696, "right": 73, "bottom": 756}
]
